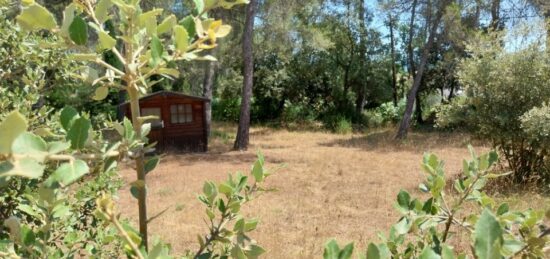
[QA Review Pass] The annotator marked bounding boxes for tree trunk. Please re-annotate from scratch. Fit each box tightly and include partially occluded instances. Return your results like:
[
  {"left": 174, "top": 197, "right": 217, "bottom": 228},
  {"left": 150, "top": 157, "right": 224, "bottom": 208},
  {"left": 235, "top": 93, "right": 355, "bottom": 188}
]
[
  {"left": 407, "top": 0, "right": 418, "bottom": 78},
  {"left": 355, "top": 0, "right": 367, "bottom": 115},
  {"left": 415, "top": 93, "right": 423, "bottom": 124},
  {"left": 396, "top": 0, "right": 447, "bottom": 139},
  {"left": 234, "top": 0, "right": 258, "bottom": 151},
  {"left": 389, "top": 14, "right": 398, "bottom": 106},
  {"left": 203, "top": 52, "right": 217, "bottom": 138},
  {"left": 490, "top": 0, "right": 501, "bottom": 31}
]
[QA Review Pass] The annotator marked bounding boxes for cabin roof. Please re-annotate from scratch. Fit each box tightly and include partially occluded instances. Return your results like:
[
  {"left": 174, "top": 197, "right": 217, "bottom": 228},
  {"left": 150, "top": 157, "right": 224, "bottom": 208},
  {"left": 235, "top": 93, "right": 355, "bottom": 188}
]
[{"left": 119, "top": 90, "right": 210, "bottom": 107}]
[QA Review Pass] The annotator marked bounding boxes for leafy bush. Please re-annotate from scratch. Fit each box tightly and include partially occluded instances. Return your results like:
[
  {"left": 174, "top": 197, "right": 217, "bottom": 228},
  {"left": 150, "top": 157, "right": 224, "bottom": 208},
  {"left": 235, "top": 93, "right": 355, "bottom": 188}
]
[
  {"left": 365, "top": 99, "right": 406, "bottom": 128},
  {"left": 449, "top": 32, "right": 550, "bottom": 183},
  {"left": 520, "top": 103, "right": 550, "bottom": 176},
  {"left": 280, "top": 101, "right": 317, "bottom": 124},
  {"left": 434, "top": 96, "right": 474, "bottom": 130},
  {"left": 325, "top": 148, "right": 550, "bottom": 258},
  {"left": 212, "top": 97, "right": 241, "bottom": 122},
  {"left": 2, "top": 0, "right": 274, "bottom": 258},
  {"left": 324, "top": 115, "right": 352, "bottom": 134}
]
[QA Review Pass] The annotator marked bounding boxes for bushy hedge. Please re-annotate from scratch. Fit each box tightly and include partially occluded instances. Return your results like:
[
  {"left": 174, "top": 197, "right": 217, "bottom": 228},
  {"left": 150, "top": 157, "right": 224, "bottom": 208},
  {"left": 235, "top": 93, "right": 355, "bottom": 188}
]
[{"left": 437, "top": 32, "right": 550, "bottom": 183}]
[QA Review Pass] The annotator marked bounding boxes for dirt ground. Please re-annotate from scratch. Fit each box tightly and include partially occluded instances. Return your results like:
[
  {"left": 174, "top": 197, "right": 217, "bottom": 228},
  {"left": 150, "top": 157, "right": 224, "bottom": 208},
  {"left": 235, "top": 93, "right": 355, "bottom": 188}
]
[{"left": 116, "top": 124, "right": 542, "bottom": 258}]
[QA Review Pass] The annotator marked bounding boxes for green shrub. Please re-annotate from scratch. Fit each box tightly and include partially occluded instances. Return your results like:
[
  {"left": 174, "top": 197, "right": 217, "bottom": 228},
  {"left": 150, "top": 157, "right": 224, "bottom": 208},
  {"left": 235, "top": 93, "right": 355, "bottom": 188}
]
[
  {"left": 520, "top": 103, "right": 550, "bottom": 176},
  {"left": 365, "top": 99, "right": 406, "bottom": 128},
  {"left": 324, "top": 115, "right": 352, "bottom": 134},
  {"left": 280, "top": 101, "right": 317, "bottom": 124},
  {"left": 325, "top": 148, "right": 550, "bottom": 258},
  {"left": 434, "top": 96, "right": 474, "bottom": 129},
  {"left": 212, "top": 97, "right": 241, "bottom": 122},
  {"left": 448, "top": 32, "right": 550, "bottom": 183}
]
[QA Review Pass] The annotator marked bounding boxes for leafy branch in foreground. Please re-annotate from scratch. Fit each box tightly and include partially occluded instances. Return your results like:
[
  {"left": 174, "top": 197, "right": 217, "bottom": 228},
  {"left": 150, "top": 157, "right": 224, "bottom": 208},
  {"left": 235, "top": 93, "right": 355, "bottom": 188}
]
[
  {"left": 94, "top": 153, "right": 275, "bottom": 259},
  {"left": 325, "top": 146, "right": 550, "bottom": 259},
  {"left": 15, "top": 0, "right": 249, "bottom": 250}
]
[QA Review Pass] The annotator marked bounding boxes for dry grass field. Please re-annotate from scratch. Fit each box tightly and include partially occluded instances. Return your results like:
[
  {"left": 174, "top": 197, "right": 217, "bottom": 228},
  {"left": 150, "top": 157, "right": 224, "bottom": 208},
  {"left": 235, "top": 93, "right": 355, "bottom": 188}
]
[{"left": 117, "top": 124, "right": 549, "bottom": 258}]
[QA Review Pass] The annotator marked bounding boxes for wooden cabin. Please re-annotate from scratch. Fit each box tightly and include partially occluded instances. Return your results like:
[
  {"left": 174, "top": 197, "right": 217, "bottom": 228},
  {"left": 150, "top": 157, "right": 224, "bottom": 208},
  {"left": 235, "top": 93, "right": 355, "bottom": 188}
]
[{"left": 120, "top": 91, "right": 209, "bottom": 152}]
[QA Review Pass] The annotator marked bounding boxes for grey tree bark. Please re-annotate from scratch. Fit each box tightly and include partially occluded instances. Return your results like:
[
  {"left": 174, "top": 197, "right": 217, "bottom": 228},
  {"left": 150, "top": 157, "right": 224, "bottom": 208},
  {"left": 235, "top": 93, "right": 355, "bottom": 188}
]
[
  {"left": 396, "top": 0, "right": 448, "bottom": 139},
  {"left": 234, "top": 0, "right": 258, "bottom": 150},
  {"left": 389, "top": 14, "right": 398, "bottom": 106},
  {"left": 203, "top": 56, "right": 217, "bottom": 138},
  {"left": 355, "top": 0, "right": 367, "bottom": 115}
]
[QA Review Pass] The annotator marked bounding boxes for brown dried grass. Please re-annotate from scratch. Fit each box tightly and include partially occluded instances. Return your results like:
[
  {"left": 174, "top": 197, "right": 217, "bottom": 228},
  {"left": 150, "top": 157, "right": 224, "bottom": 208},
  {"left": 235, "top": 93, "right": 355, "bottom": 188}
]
[{"left": 116, "top": 123, "right": 546, "bottom": 258}]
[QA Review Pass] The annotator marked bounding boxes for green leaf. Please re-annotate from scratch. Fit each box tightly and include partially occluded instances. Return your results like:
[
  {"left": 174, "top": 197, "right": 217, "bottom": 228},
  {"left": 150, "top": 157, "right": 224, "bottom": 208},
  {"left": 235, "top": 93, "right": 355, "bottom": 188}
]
[
  {"left": 474, "top": 209, "right": 503, "bottom": 259},
  {"left": 366, "top": 243, "right": 380, "bottom": 259},
  {"left": 488, "top": 151, "right": 498, "bottom": 167},
  {"left": 339, "top": 243, "right": 354, "bottom": 259},
  {"left": 144, "top": 156, "right": 160, "bottom": 174},
  {"left": 67, "top": 117, "right": 91, "bottom": 149},
  {"left": 0, "top": 111, "right": 28, "bottom": 155},
  {"left": 60, "top": 106, "right": 79, "bottom": 131},
  {"left": 18, "top": 204, "right": 41, "bottom": 219},
  {"left": 251, "top": 159, "right": 264, "bottom": 182},
  {"left": 419, "top": 247, "right": 441, "bottom": 259},
  {"left": 244, "top": 218, "right": 258, "bottom": 232},
  {"left": 16, "top": 4, "right": 57, "bottom": 31},
  {"left": 48, "top": 160, "right": 89, "bottom": 186},
  {"left": 193, "top": 0, "right": 205, "bottom": 15},
  {"left": 21, "top": 225, "right": 36, "bottom": 246},
  {"left": 150, "top": 36, "right": 164, "bottom": 66},
  {"left": 441, "top": 245, "right": 455, "bottom": 259},
  {"left": 245, "top": 244, "right": 266, "bottom": 258},
  {"left": 324, "top": 240, "right": 340, "bottom": 259},
  {"left": 98, "top": 31, "right": 117, "bottom": 50},
  {"left": 179, "top": 16, "right": 196, "bottom": 38},
  {"left": 95, "top": 0, "right": 113, "bottom": 23},
  {"left": 496, "top": 203, "right": 509, "bottom": 216},
  {"left": 130, "top": 180, "right": 146, "bottom": 199},
  {"left": 501, "top": 239, "right": 524, "bottom": 256},
  {"left": 218, "top": 183, "right": 234, "bottom": 196},
  {"left": 157, "top": 15, "right": 177, "bottom": 35},
  {"left": 69, "top": 16, "right": 88, "bottom": 45},
  {"left": 93, "top": 86, "right": 110, "bottom": 101},
  {"left": 397, "top": 190, "right": 410, "bottom": 210},
  {"left": 11, "top": 133, "right": 48, "bottom": 162},
  {"left": 0, "top": 158, "right": 45, "bottom": 179},
  {"left": 60, "top": 4, "right": 76, "bottom": 37},
  {"left": 174, "top": 25, "right": 189, "bottom": 52}
]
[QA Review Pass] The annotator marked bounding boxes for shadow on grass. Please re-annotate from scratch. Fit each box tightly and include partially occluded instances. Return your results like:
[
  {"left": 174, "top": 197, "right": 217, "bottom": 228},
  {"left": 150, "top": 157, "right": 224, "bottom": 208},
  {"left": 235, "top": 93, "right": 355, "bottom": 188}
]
[{"left": 318, "top": 128, "right": 482, "bottom": 153}]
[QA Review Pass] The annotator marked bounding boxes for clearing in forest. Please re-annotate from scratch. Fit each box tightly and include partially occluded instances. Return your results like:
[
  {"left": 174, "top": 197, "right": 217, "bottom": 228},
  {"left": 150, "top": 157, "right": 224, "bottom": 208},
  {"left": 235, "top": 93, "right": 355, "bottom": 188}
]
[{"left": 117, "top": 124, "right": 546, "bottom": 258}]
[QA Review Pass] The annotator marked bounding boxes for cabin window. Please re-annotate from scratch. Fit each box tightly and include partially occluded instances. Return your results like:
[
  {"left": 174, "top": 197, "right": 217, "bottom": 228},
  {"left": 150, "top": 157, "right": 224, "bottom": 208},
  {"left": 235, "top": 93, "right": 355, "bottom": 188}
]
[
  {"left": 170, "top": 104, "right": 193, "bottom": 124},
  {"left": 141, "top": 107, "right": 163, "bottom": 128}
]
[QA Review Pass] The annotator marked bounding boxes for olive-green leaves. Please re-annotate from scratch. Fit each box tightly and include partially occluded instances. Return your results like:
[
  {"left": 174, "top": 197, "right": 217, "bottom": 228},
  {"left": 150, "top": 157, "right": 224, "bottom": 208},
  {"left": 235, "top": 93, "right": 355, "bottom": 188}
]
[
  {"left": 16, "top": 4, "right": 57, "bottom": 31},
  {"left": 48, "top": 160, "right": 89, "bottom": 186},
  {"left": 327, "top": 148, "right": 549, "bottom": 258},
  {"left": 93, "top": 86, "right": 110, "bottom": 101},
  {"left": 0, "top": 111, "right": 28, "bottom": 155},
  {"left": 323, "top": 240, "right": 354, "bottom": 259},
  {"left": 157, "top": 15, "right": 177, "bottom": 35},
  {"left": 150, "top": 36, "right": 164, "bottom": 66},
  {"left": 0, "top": 109, "right": 90, "bottom": 182},
  {"left": 98, "top": 31, "right": 117, "bottom": 50},
  {"left": 95, "top": 0, "right": 113, "bottom": 24},
  {"left": 174, "top": 25, "right": 189, "bottom": 52},
  {"left": 69, "top": 16, "right": 88, "bottom": 46},
  {"left": 67, "top": 117, "right": 91, "bottom": 149},
  {"left": 474, "top": 210, "right": 503, "bottom": 259}
]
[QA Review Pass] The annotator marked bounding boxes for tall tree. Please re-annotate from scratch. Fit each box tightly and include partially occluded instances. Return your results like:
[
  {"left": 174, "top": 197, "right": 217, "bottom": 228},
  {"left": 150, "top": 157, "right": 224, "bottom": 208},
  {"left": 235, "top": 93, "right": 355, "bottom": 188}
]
[
  {"left": 355, "top": 0, "right": 368, "bottom": 114},
  {"left": 396, "top": 0, "right": 450, "bottom": 139},
  {"left": 234, "top": 0, "right": 258, "bottom": 150},
  {"left": 203, "top": 54, "right": 217, "bottom": 139},
  {"left": 388, "top": 14, "right": 398, "bottom": 106}
]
